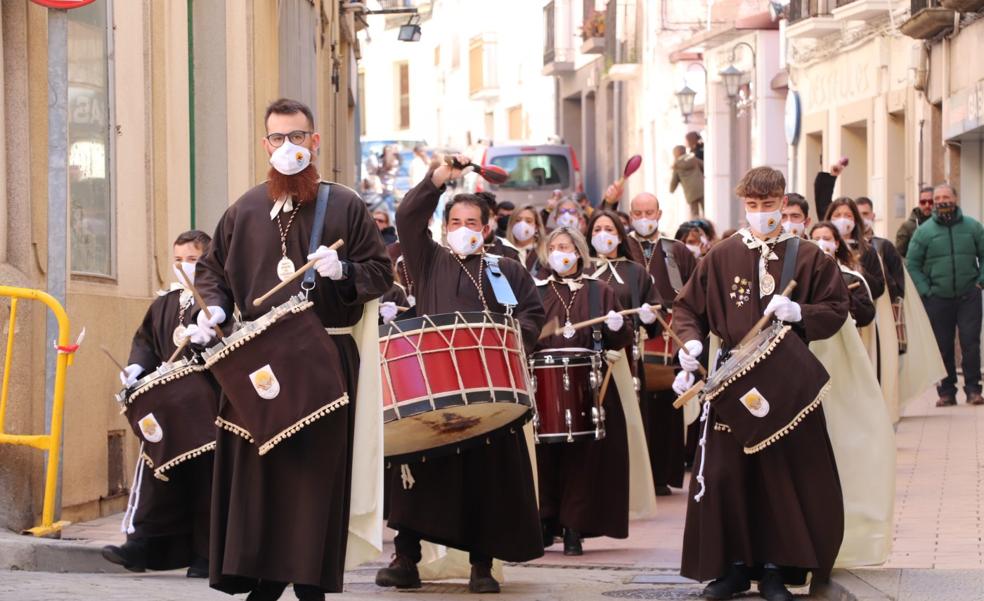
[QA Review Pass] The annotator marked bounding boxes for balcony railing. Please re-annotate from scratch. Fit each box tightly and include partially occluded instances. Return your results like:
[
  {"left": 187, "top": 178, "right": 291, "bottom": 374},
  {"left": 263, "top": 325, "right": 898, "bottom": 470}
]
[
  {"left": 543, "top": 0, "right": 575, "bottom": 74},
  {"left": 605, "top": 0, "right": 640, "bottom": 64},
  {"left": 788, "top": 0, "right": 829, "bottom": 23}
]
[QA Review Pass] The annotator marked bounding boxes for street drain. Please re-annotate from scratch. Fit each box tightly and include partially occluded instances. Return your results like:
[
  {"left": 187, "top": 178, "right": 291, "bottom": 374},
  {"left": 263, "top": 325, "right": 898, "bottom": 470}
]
[{"left": 601, "top": 588, "right": 705, "bottom": 599}]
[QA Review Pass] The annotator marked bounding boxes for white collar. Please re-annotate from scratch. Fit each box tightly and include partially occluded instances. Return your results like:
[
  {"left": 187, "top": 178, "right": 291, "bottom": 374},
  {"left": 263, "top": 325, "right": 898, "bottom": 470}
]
[
  {"left": 737, "top": 228, "right": 796, "bottom": 260},
  {"left": 589, "top": 258, "right": 625, "bottom": 284},
  {"left": 269, "top": 197, "right": 294, "bottom": 220},
  {"left": 537, "top": 273, "right": 591, "bottom": 290}
]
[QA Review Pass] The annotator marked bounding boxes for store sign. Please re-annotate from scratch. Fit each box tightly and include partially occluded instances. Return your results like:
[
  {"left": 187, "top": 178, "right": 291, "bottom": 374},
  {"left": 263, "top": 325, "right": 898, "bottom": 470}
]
[
  {"left": 29, "top": 0, "right": 97, "bottom": 9},
  {"left": 945, "top": 80, "right": 984, "bottom": 140},
  {"left": 794, "top": 43, "right": 879, "bottom": 112}
]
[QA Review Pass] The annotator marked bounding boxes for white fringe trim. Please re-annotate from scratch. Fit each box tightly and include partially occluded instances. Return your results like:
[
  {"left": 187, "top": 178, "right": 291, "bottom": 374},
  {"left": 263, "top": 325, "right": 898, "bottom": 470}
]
[
  {"left": 152, "top": 441, "right": 216, "bottom": 481},
  {"left": 742, "top": 382, "right": 830, "bottom": 455},
  {"left": 203, "top": 299, "right": 313, "bottom": 368},
  {"left": 704, "top": 325, "right": 790, "bottom": 403},
  {"left": 215, "top": 416, "right": 255, "bottom": 443},
  {"left": 713, "top": 422, "right": 732, "bottom": 432},
  {"left": 127, "top": 364, "right": 206, "bottom": 404},
  {"left": 257, "top": 394, "right": 350, "bottom": 456}
]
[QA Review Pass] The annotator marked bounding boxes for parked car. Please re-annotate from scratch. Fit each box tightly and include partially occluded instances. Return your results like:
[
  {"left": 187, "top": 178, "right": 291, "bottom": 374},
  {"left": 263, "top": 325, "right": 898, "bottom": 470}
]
[{"left": 479, "top": 143, "right": 581, "bottom": 209}]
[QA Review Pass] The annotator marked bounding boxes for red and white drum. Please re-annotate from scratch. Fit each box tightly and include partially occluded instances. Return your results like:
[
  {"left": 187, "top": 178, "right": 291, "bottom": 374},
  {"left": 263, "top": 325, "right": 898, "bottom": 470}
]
[
  {"left": 378, "top": 311, "right": 533, "bottom": 457},
  {"left": 643, "top": 310, "right": 677, "bottom": 391},
  {"left": 529, "top": 348, "right": 605, "bottom": 443}
]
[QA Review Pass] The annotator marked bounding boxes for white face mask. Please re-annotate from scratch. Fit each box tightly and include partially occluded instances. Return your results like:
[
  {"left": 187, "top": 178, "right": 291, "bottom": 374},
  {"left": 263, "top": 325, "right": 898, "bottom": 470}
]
[
  {"left": 173, "top": 261, "right": 196, "bottom": 286},
  {"left": 862, "top": 217, "right": 874, "bottom": 231},
  {"left": 269, "top": 140, "right": 312, "bottom": 176},
  {"left": 591, "top": 231, "right": 620, "bottom": 255},
  {"left": 548, "top": 250, "right": 579, "bottom": 275},
  {"left": 782, "top": 221, "right": 805, "bottom": 237},
  {"left": 832, "top": 217, "right": 855, "bottom": 237},
  {"left": 815, "top": 239, "right": 837, "bottom": 256},
  {"left": 699, "top": 235, "right": 709, "bottom": 246},
  {"left": 511, "top": 221, "right": 536, "bottom": 243},
  {"left": 632, "top": 218, "right": 659, "bottom": 237},
  {"left": 556, "top": 212, "right": 580, "bottom": 229},
  {"left": 745, "top": 210, "right": 782, "bottom": 236},
  {"left": 686, "top": 243, "right": 702, "bottom": 258},
  {"left": 446, "top": 226, "right": 485, "bottom": 256}
]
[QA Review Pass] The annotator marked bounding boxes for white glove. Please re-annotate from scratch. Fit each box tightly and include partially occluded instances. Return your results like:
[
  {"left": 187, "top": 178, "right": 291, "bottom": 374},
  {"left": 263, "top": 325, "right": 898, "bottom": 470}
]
[
  {"left": 196, "top": 306, "right": 226, "bottom": 331},
  {"left": 308, "top": 245, "right": 344, "bottom": 280},
  {"left": 604, "top": 349, "right": 622, "bottom": 364},
  {"left": 605, "top": 310, "right": 624, "bottom": 332},
  {"left": 638, "top": 303, "right": 657, "bottom": 325},
  {"left": 764, "top": 294, "right": 802, "bottom": 323},
  {"left": 183, "top": 324, "right": 214, "bottom": 346},
  {"left": 379, "top": 301, "right": 399, "bottom": 324},
  {"left": 678, "top": 340, "right": 703, "bottom": 372},
  {"left": 119, "top": 364, "right": 143, "bottom": 388},
  {"left": 672, "top": 370, "right": 695, "bottom": 396}
]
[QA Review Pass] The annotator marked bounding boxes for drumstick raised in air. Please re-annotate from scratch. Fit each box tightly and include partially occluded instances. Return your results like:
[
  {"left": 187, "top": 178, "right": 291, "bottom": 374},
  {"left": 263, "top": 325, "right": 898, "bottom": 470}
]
[
  {"left": 650, "top": 310, "right": 706, "bottom": 377},
  {"left": 174, "top": 262, "right": 224, "bottom": 341},
  {"left": 252, "top": 239, "right": 345, "bottom": 307},
  {"left": 736, "top": 280, "right": 797, "bottom": 348},
  {"left": 100, "top": 345, "right": 127, "bottom": 373}
]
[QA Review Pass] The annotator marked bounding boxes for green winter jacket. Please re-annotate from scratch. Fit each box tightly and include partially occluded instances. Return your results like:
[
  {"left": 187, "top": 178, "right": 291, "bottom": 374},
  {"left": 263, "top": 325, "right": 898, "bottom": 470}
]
[{"left": 906, "top": 207, "right": 984, "bottom": 298}]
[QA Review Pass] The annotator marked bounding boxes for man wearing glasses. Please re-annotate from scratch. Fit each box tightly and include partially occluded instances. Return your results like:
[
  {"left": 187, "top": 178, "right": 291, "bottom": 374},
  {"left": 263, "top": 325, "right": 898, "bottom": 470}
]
[
  {"left": 193, "top": 98, "right": 392, "bottom": 601},
  {"left": 896, "top": 186, "right": 934, "bottom": 257}
]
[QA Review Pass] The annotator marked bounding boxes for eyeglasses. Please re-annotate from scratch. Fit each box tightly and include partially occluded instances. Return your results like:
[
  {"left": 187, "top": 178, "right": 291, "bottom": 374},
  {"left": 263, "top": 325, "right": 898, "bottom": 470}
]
[
  {"left": 918, "top": 198, "right": 934, "bottom": 206},
  {"left": 265, "top": 130, "right": 313, "bottom": 147},
  {"left": 558, "top": 208, "right": 577, "bottom": 215}
]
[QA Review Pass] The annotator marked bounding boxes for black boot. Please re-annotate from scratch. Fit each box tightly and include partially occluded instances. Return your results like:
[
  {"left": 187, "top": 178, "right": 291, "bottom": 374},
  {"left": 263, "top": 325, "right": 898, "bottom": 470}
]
[
  {"left": 542, "top": 523, "right": 555, "bottom": 548},
  {"left": 563, "top": 528, "right": 583, "bottom": 556},
  {"left": 293, "top": 584, "right": 326, "bottom": 601},
  {"left": 702, "top": 563, "right": 751, "bottom": 600},
  {"left": 186, "top": 556, "right": 209, "bottom": 578},
  {"left": 655, "top": 485, "right": 673, "bottom": 496},
  {"left": 757, "top": 567, "right": 793, "bottom": 601},
  {"left": 468, "top": 562, "right": 500, "bottom": 594},
  {"left": 374, "top": 554, "right": 422, "bottom": 589},
  {"left": 101, "top": 539, "right": 147, "bottom": 573},
  {"left": 246, "top": 580, "right": 287, "bottom": 601}
]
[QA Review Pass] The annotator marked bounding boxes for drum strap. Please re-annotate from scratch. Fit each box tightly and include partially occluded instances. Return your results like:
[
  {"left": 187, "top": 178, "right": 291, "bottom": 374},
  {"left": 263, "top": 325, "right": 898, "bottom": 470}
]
[
  {"left": 484, "top": 255, "right": 519, "bottom": 311},
  {"left": 661, "top": 239, "right": 685, "bottom": 293},
  {"left": 778, "top": 237, "right": 800, "bottom": 295},
  {"left": 302, "top": 182, "right": 333, "bottom": 290},
  {"left": 587, "top": 279, "right": 603, "bottom": 352}
]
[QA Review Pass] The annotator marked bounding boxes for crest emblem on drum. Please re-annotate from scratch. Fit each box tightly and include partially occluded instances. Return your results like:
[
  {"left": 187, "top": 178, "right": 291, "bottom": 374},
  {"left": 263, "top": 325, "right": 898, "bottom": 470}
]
[
  {"left": 249, "top": 364, "right": 281, "bottom": 400},
  {"left": 139, "top": 413, "right": 164, "bottom": 443},
  {"left": 739, "top": 387, "right": 770, "bottom": 418}
]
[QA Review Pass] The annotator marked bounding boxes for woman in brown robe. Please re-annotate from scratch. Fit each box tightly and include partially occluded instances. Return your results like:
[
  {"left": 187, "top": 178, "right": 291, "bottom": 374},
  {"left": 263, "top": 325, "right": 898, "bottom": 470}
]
[
  {"left": 810, "top": 222, "right": 876, "bottom": 328},
  {"left": 505, "top": 204, "right": 548, "bottom": 275},
  {"left": 533, "top": 226, "right": 634, "bottom": 555},
  {"left": 102, "top": 231, "right": 215, "bottom": 577},
  {"left": 377, "top": 156, "right": 546, "bottom": 594},
  {"left": 824, "top": 198, "right": 886, "bottom": 301},
  {"left": 673, "top": 167, "right": 849, "bottom": 601}
]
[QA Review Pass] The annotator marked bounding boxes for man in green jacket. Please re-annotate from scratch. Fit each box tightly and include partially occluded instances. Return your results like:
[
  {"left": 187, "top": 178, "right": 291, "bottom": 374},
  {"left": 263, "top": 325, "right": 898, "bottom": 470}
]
[
  {"left": 907, "top": 184, "right": 984, "bottom": 407},
  {"left": 895, "top": 186, "right": 934, "bottom": 256}
]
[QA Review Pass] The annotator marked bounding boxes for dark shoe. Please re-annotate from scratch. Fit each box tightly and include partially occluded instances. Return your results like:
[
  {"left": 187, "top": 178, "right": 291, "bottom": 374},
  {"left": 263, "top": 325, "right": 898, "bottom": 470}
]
[
  {"left": 374, "top": 554, "right": 421, "bottom": 589},
  {"left": 757, "top": 568, "right": 793, "bottom": 601},
  {"left": 246, "top": 581, "right": 287, "bottom": 601},
  {"left": 655, "top": 485, "right": 673, "bottom": 496},
  {"left": 542, "top": 524, "right": 555, "bottom": 548},
  {"left": 101, "top": 541, "right": 147, "bottom": 573},
  {"left": 563, "top": 528, "right": 583, "bottom": 556},
  {"left": 468, "top": 563, "right": 500, "bottom": 594},
  {"left": 936, "top": 394, "right": 957, "bottom": 407},
  {"left": 702, "top": 564, "right": 750, "bottom": 600},
  {"left": 293, "top": 584, "right": 326, "bottom": 601},
  {"left": 186, "top": 556, "right": 209, "bottom": 578},
  {"left": 967, "top": 391, "right": 984, "bottom": 406}
]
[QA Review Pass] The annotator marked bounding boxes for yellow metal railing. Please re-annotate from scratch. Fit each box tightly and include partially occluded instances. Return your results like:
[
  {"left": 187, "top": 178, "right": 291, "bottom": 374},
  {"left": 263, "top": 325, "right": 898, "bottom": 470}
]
[{"left": 0, "top": 285, "right": 73, "bottom": 537}]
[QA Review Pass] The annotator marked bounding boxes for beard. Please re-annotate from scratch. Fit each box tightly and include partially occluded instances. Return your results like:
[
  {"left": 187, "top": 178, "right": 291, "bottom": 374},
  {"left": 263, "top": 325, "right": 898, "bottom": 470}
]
[{"left": 267, "top": 163, "right": 320, "bottom": 203}]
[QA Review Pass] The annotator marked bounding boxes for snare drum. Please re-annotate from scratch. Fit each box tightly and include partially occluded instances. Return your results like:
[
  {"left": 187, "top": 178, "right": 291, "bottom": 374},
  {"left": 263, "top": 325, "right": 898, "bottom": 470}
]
[
  {"left": 529, "top": 349, "right": 605, "bottom": 443},
  {"left": 642, "top": 311, "right": 677, "bottom": 391},
  {"left": 378, "top": 311, "right": 533, "bottom": 457},
  {"left": 203, "top": 293, "right": 349, "bottom": 456},
  {"left": 116, "top": 358, "right": 219, "bottom": 481}
]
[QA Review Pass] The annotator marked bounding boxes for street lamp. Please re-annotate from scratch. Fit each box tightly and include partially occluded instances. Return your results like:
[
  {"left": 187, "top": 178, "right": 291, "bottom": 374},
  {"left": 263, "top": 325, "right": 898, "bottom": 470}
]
[
  {"left": 397, "top": 14, "right": 421, "bottom": 42},
  {"left": 719, "top": 64, "right": 743, "bottom": 99},
  {"left": 719, "top": 41, "right": 756, "bottom": 114},
  {"left": 675, "top": 85, "right": 697, "bottom": 121}
]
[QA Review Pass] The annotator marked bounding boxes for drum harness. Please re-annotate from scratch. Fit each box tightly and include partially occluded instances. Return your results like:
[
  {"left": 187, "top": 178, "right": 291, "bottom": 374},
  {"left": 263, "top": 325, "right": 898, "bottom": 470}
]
[
  {"left": 692, "top": 237, "right": 800, "bottom": 503},
  {"left": 302, "top": 183, "right": 354, "bottom": 338}
]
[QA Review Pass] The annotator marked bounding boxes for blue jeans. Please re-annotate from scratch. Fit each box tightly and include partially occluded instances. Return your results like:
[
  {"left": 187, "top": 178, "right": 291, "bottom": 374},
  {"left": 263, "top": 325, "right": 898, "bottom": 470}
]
[{"left": 924, "top": 290, "right": 983, "bottom": 396}]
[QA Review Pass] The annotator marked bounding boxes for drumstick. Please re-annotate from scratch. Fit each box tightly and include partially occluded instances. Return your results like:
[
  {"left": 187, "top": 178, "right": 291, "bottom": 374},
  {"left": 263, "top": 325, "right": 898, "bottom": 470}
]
[
  {"left": 672, "top": 379, "right": 704, "bottom": 410},
  {"left": 252, "top": 239, "right": 345, "bottom": 307},
  {"left": 650, "top": 310, "right": 706, "bottom": 377},
  {"left": 165, "top": 337, "right": 190, "bottom": 364},
  {"left": 552, "top": 306, "right": 658, "bottom": 338},
  {"left": 736, "top": 280, "right": 798, "bottom": 349},
  {"left": 597, "top": 363, "right": 615, "bottom": 407},
  {"left": 174, "top": 263, "right": 224, "bottom": 341},
  {"left": 100, "top": 345, "right": 127, "bottom": 373},
  {"left": 848, "top": 281, "right": 861, "bottom": 290}
]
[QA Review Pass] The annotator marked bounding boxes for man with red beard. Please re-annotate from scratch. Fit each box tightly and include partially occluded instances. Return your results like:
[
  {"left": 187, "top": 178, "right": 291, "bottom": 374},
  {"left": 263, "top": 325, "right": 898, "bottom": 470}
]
[{"left": 193, "top": 98, "right": 392, "bottom": 600}]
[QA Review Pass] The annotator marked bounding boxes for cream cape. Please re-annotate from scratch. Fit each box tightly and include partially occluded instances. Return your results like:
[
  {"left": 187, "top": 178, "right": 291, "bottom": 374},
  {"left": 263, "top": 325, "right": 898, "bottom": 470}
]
[
  {"left": 898, "top": 271, "right": 946, "bottom": 413},
  {"left": 344, "top": 299, "right": 384, "bottom": 569},
  {"left": 858, "top": 290, "right": 900, "bottom": 423},
  {"left": 810, "top": 321, "right": 896, "bottom": 567}
]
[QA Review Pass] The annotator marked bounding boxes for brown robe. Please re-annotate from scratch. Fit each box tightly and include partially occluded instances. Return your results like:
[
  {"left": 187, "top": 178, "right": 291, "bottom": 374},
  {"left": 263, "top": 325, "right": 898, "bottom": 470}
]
[
  {"left": 387, "top": 175, "right": 546, "bottom": 563},
  {"left": 485, "top": 236, "right": 521, "bottom": 262},
  {"left": 534, "top": 275, "right": 633, "bottom": 538},
  {"left": 196, "top": 181, "right": 392, "bottom": 593},
  {"left": 672, "top": 233, "right": 849, "bottom": 585},
  {"left": 126, "top": 288, "right": 214, "bottom": 569},
  {"left": 626, "top": 234, "right": 697, "bottom": 490},
  {"left": 843, "top": 270, "right": 876, "bottom": 328}
]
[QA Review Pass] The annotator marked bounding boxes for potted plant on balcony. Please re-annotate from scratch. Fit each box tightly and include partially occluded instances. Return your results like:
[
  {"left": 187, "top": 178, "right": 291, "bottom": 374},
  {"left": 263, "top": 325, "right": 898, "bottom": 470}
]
[{"left": 580, "top": 10, "right": 605, "bottom": 54}]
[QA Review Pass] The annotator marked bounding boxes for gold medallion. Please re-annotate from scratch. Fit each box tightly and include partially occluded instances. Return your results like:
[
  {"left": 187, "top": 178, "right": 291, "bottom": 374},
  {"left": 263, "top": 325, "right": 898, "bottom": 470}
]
[
  {"left": 407, "top": 294, "right": 416, "bottom": 308},
  {"left": 172, "top": 325, "right": 186, "bottom": 347},
  {"left": 562, "top": 320, "right": 576, "bottom": 340},
  {"left": 276, "top": 256, "right": 296, "bottom": 282},
  {"left": 761, "top": 273, "right": 776, "bottom": 296}
]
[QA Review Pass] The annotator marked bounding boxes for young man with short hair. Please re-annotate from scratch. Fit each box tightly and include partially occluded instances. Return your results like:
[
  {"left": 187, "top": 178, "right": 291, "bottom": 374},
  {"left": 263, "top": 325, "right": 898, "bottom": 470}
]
[{"left": 780, "top": 193, "right": 810, "bottom": 238}]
